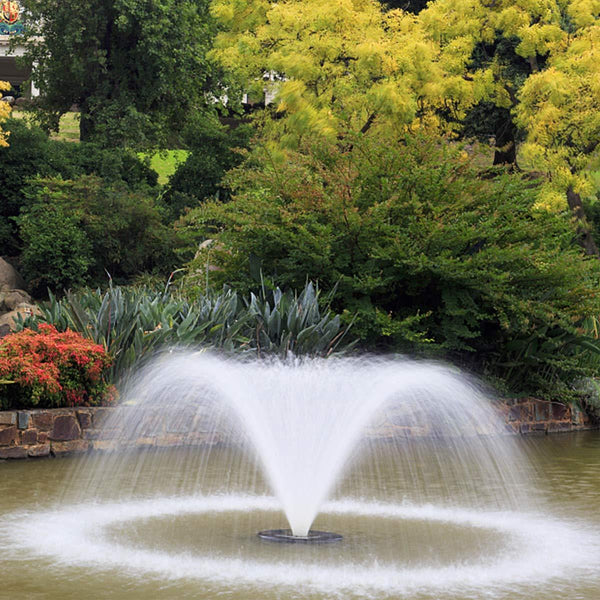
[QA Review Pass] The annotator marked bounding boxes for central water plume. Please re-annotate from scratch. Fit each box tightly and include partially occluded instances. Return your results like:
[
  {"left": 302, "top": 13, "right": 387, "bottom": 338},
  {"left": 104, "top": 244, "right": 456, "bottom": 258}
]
[{"left": 107, "top": 353, "right": 521, "bottom": 537}]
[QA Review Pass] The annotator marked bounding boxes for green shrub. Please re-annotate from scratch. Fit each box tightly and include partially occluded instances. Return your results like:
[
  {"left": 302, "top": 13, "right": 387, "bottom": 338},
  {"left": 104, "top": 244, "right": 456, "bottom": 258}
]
[
  {"left": 17, "top": 176, "right": 178, "bottom": 293},
  {"left": 17, "top": 201, "right": 93, "bottom": 294},
  {"left": 162, "top": 119, "right": 251, "bottom": 217},
  {"left": 0, "top": 118, "right": 157, "bottom": 252},
  {"left": 180, "top": 133, "right": 600, "bottom": 399}
]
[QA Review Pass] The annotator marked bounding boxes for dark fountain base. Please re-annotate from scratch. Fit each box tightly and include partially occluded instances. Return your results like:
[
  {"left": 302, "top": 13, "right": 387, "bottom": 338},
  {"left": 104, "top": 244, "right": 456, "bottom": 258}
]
[{"left": 258, "top": 529, "right": 343, "bottom": 544}]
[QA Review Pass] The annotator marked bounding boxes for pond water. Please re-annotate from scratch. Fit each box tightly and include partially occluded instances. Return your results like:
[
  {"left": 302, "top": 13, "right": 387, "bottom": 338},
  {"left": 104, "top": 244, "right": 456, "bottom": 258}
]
[{"left": 0, "top": 432, "right": 599, "bottom": 600}]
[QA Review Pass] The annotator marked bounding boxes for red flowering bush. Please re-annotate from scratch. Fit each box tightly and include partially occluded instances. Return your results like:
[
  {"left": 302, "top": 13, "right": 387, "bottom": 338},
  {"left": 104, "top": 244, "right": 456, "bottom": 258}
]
[{"left": 0, "top": 324, "right": 115, "bottom": 409}]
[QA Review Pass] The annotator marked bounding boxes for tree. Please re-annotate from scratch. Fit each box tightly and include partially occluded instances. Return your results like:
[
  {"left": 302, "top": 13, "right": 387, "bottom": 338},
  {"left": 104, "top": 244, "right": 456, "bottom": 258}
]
[
  {"left": 180, "top": 132, "right": 600, "bottom": 398},
  {"left": 18, "top": 0, "right": 218, "bottom": 147},
  {"left": 419, "top": 0, "right": 570, "bottom": 167},
  {"left": 516, "top": 23, "right": 600, "bottom": 255},
  {"left": 210, "top": 0, "right": 483, "bottom": 147},
  {"left": 418, "top": 1, "right": 600, "bottom": 253}
]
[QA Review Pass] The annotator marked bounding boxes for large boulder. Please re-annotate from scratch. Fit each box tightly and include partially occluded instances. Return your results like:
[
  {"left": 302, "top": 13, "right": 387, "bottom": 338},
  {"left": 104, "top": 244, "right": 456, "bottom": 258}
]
[
  {"left": 0, "top": 303, "right": 40, "bottom": 331},
  {"left": 0, "top": 258, "right": 26, "bottom": 292},
  {"left": 0, "top": 289, "right": 32, "bottom": 312}
]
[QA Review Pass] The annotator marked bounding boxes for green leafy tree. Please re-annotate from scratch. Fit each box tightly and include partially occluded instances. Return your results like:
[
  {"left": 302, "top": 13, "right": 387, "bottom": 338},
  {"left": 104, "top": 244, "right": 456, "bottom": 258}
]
[
  {"left": 18, "top": 0, "right": 218, "bottom": 147},
  {"left": 180, "top": 132, "right": 600, "bottom": 398},
  {"left": 0, "top": 118, "right": 156, "bottom": 254}
]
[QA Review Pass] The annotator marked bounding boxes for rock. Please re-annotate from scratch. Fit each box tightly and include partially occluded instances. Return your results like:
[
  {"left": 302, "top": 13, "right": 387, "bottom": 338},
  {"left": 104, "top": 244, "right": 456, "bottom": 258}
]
[
  {"left": 534, "top": 401, "right": 550, "bottom": 422},
  {"left": 50, "top": 415, "right": 81, "bottom": 441},
  {"left": 0, "top": 96, "right": 15, "bottom": 106},
  {"left": 199, "top": 238, "right": 215, "bottom": 250},
  {"left": 92, "top": 407, "right": 116, "bottom": 428},
  {"left": 0, "top": 324, "right": 11, "bottom": 338},
  {"left": 27, "top": 444, "right": 50, "bottom": 458},
  {"left": 551, "top": 403, "right": 568, "bottom": 420},
  {"left": 547, "top": 422, "right": 572, "bottom": 433},
  {"left": 31, "top": 411, "right": 54, "bottom": 431},
  {"left": 14, "top": 97, "right": 31, "bottom": 108},
  {"left": 76, "top": 411, "right": 92, "bottom": 429},
  {"left": 0, "top": 446, "right": 27, "bottom": 459},
  {"left": 0, "top": 258, "right": 26, "bottom": 291},
  {"left": 1, "top": 289, "right": 32, "bottom": 312},
  {"left": 90, "top": 439, "right": 119, "bottom": 452},
  {"left": 0, "top": 412, "right": 16, "bottom": 426},
  {"left": 50, "top": 439, "right": 88, "bottom": 455},
  {"left": 17, "top": 411, "right": 30, "bottom": 429},
  {"left": 0, "top": 426, "right": 18, "bottom": 446},
  {"left": 0, "top": 303, "right": 39, "bottom": 331},
  {"left": 20, "top": 429, "right": 38, "bottom": 445}
]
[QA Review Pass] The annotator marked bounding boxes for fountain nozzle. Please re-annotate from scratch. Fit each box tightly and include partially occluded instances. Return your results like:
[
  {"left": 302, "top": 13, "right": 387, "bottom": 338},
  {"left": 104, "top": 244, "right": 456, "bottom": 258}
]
[{"left": 257, "top": 529, "right": 342, "bottom": 544}]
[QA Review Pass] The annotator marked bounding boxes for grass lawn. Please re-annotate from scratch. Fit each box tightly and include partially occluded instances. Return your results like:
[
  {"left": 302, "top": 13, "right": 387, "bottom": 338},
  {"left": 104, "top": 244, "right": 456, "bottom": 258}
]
[
  {"left": 139, "top": 150, "right": 189, "bottom": 185},
  {"left": 11, "top": 109, "right": 80, "bottom": 142}
]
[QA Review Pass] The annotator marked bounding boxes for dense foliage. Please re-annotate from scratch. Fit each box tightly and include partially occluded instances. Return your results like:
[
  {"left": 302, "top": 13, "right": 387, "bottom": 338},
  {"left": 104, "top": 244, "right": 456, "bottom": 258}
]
[
  {"left": 18, "top": 0, "right": 219, "bottom": 147},
  {"left": 0, "top": 118, "right": 157, "bottom": 254},
  {"left": 0, "top": 324, "right": 114, "bottom": 409},
  {"left": 16, "top": 176, "right": 178, "bottom": 295},
  {"left": 16, "top": 282, "right": 354, "bottom": 381},
  {"left": 163, "top": 119, "right": 252, "bottom": 218},
  {"left": 182, "top": 133, "right": 600, "bottom": 398}
]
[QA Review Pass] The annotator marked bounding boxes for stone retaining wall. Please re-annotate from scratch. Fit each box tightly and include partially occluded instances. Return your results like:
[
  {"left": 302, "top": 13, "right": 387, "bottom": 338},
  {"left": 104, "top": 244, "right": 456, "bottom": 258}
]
[
  {"left": 0, "top": 399, "right": 597, "bottom": 460},
  {"left": 501, "top": 398, "right": 595, "bottom": 434},
  {"left": 0, "top": 407, "right": 111, "bottom": 459}
]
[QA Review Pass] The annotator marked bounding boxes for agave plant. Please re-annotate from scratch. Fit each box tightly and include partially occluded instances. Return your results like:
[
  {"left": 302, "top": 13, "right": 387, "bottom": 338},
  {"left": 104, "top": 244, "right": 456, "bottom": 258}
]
[
  {"left": 15, "top": 281, "right": 354, "bottom": 382},
  {"left": 246, "top": 282, "right": 355, "bottom": 358}
]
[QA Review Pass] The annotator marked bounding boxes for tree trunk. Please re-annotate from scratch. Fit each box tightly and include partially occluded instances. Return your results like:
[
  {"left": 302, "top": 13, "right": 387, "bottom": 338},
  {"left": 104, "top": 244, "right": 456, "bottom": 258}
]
[
  {"left": 79, "top": 100, "right": 94, "bottom": 142},
  {"left": 492, "top": 114, "right": 517, "bottom": 167},
  {"left": 566, "top": 186, "right": 599, "bottom": 257}
]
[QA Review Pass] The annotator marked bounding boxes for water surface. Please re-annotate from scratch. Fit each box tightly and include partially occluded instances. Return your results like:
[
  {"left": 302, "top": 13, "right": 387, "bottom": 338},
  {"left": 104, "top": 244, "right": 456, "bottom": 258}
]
[{"left": 1, "top": 432, "right": 599, "bottom": 600}]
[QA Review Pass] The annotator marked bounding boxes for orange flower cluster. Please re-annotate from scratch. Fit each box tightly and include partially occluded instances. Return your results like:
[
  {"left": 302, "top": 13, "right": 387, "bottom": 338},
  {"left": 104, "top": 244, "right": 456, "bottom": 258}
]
[{"left": 0, "top": 324, "right": 114, "bottom": 409}]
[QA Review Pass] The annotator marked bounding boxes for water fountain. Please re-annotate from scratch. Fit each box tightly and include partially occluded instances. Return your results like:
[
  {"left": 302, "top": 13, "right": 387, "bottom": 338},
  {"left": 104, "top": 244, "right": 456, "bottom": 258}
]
[{"left": 1, "top": 352, "right": 600, "bottom": 599}]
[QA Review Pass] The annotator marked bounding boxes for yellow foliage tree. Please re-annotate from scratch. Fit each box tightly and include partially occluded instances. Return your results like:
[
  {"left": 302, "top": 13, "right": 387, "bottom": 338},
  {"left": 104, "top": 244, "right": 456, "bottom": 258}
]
[
  {"left": 420, "top": 1, "right": 600, "bottom": 254},
  {"left": 210, "top": 0, "right": 485, "bottom": 147},
  {"left": 419, "top": 0, "right": 570, "bottom": 166},
  {"left": 0, "top": 81, "right": 11, "bottom": 147},
  {"left": 516, "top": 23, "right": 600, "bottom": 254},
  {"left": 212, "top": 0, "right": 600, "bottom": 252}
]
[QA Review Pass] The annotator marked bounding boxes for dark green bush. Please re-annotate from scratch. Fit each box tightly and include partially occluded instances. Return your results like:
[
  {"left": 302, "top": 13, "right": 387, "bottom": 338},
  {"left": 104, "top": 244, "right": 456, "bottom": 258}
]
[
  {"left": 181, "top": 133, "right": 600, "bottom": 399},
  {"left": 16, "top": 176, "right": 179, "bottom": 294},
  {"left": 0, "top": 118, "right": 157, "bottom": 253},
  {"left": 17, "top": 201, "right": 93, "bottom": 294},
  {"left": 162, "top": 118, "right": 251, "bottom": 217}
]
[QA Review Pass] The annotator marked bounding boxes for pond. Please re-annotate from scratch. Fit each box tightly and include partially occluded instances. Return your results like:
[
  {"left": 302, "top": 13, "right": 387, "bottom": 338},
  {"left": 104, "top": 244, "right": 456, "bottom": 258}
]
[{"left": 1, "top": 432, "right": 599, "bottom": 600}]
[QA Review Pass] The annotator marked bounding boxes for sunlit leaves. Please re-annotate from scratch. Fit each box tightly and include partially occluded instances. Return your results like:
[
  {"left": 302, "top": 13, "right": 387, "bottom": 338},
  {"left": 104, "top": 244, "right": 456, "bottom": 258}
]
[{"left": 0, "top": 80, "right": 10, "bottom": 147}]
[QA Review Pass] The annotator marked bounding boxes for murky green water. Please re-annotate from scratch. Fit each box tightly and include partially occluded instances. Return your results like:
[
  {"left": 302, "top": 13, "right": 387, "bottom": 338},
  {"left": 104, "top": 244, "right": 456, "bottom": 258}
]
[{"left": 1, "top": 432, "right": 599, "bottom": 600}]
